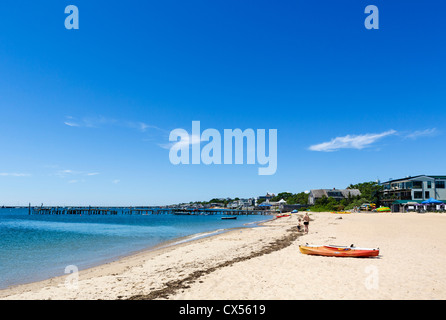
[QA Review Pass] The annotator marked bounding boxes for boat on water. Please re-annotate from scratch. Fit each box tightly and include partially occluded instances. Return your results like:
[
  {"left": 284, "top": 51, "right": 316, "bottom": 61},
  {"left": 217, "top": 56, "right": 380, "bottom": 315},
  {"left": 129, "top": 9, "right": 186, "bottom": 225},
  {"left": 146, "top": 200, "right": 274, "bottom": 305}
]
[
  {"left": 299, "top": 244, "right": 379, "bottom": 258},
  {"left": 276, "top": 214, "right": 290, "bottom": 218},
  {"left": 221, "top": 216, "right": 237, "bottom": 220}
]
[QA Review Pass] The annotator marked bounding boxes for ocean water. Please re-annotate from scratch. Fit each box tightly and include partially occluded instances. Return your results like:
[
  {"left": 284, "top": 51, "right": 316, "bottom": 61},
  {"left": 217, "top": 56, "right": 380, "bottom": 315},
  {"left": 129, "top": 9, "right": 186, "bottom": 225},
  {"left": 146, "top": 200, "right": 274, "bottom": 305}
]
[{"left": 0, "top": 208, "right": 270, "bottom": 289}]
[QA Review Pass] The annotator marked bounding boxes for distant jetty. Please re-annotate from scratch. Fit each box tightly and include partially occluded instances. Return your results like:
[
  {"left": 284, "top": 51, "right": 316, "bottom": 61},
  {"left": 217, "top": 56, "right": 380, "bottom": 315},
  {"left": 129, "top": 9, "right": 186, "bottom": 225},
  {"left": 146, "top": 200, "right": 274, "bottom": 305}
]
[{"left": 27, "top": 205, "right": 274, "bottom": 216}]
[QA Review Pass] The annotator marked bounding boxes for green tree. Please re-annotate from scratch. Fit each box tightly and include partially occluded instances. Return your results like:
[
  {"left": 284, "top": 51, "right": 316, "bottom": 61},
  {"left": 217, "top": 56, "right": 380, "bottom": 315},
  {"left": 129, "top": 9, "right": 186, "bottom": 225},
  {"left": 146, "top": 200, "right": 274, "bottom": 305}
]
[
  {"left": 347, "top": 181, "right": 382, "bottom": 203},
  {"left": 267, "top": 191, "right": 309, "bottom": 205},
  {"left": 271, "top": 192, "right": 293, "bottom": 202}
]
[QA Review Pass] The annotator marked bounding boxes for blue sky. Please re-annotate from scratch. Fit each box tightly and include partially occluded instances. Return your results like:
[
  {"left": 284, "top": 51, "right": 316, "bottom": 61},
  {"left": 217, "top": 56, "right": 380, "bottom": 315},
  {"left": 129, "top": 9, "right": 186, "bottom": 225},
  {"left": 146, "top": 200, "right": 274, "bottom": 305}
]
[{"left": 0, "top": 0, "right": 445, "bottom": 206}]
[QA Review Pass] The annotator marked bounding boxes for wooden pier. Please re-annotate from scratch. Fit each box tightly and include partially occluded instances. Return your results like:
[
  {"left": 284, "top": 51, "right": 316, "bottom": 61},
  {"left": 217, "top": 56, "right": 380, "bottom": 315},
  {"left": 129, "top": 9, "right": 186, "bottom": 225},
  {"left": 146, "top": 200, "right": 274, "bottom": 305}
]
[
  {"left": 171, "top": 208, "right": 273, "bottom": 215},
  {"left": 28, "top": 205, "right": 274, "bottom": 216},
  {"left": 29, "top": 206, "right": 119, "bottom": 215}
]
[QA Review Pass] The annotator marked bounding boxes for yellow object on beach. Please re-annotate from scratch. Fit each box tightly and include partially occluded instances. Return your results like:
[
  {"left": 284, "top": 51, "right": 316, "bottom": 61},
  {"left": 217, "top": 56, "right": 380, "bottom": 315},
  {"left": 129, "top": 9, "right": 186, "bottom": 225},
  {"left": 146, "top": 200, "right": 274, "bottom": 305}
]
[
  {"left": 377, "top": 207, "right": 391, "bottom": 212},
  {"left": 331, "top": 211, "right": 351, "bottom": 214}
]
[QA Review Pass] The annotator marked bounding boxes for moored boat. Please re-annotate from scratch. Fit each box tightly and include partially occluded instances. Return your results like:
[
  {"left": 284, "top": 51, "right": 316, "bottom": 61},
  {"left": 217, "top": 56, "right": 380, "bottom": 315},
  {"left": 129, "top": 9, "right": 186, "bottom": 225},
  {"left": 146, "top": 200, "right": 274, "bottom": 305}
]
[
  {"left": 299, "top": 244, "right": 379, "bottom": 257},
  {"left": 221, "top": 216, "right": 237, "bottom": 220}
]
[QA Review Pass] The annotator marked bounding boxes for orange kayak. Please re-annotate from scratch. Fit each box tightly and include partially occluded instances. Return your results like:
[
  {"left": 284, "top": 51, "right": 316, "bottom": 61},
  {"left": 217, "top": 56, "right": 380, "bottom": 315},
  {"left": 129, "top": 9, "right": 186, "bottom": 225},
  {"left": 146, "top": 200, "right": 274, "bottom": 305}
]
[{"left": 299, "top": 244, "right": 379, "bottom": 258}]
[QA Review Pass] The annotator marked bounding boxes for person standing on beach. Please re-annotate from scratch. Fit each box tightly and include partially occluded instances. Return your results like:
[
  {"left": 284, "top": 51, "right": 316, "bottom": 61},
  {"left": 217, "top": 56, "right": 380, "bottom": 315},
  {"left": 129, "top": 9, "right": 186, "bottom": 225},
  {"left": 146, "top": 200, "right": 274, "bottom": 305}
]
[
  {"left": 297, "top": 218, "right": 303, "bottom": 232},
  {"left": 303, "top": 213, "right": 310, "bottom": 234}
]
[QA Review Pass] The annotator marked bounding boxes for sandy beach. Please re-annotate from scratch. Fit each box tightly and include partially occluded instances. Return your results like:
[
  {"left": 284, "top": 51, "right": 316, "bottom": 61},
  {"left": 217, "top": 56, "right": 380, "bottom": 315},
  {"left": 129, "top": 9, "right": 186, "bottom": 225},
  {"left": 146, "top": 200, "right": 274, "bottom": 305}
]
[{"left": 1, "top": 211, "right": 446, "bottom": 300}]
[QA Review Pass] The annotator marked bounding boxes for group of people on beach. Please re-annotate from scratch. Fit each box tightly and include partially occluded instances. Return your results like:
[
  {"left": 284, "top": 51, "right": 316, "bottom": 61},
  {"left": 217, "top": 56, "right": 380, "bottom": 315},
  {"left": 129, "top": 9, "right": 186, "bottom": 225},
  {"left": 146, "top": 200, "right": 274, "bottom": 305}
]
[{"left": 297, "top": 212, "right": 310, "bottom": 234}]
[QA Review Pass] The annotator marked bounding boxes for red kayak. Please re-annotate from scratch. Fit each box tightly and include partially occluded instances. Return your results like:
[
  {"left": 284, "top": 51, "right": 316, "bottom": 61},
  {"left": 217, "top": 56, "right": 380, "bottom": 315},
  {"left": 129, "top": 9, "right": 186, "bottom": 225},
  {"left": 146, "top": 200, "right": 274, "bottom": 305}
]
[{"left": 299, "top": 244, "right": 379, "bottom": 258}]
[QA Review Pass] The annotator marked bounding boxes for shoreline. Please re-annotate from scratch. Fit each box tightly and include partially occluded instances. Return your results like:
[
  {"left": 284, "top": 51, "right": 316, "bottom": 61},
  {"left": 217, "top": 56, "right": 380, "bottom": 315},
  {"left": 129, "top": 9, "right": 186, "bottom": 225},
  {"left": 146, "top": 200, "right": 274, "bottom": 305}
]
[
  {"left": 0, "top": 214, "right": 277, "bottom": 299},
  {"left": 2, "top": 211, "right": 446, "bottom": 300}
]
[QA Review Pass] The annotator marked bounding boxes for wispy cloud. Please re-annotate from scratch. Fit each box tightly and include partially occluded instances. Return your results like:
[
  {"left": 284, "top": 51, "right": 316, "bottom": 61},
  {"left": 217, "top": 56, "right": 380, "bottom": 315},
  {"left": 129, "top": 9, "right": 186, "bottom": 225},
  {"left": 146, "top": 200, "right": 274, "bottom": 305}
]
[
  {"left": 54, "top": 169, "right": 100, "bottom": 179},
  {"left": 63, "top": 116, "right": 114, "bottom": 128},
  {"left": 54, "top": 169, "right": 77, "bottom": 178},
  {"left": 124, "top": 121, "right": 161, "bottom": 133},
  {"left": 64, "top": 121, "right": 80, "bottom": 127},
  {"left": 112, "top": 179, "right": 120, "bottom": 184},
  {"left": 63, "top": 116, "right": 159, "bottom": 133},
  {"left": 309, "top": 130, "right": 397, "bottom": 152},
  {"left": 404, "top": 128, "right": 438, "bottom": 139},
  {"left": 0, "top": 173, "right": 31, "bottom": 177},
  {"left": 64, "top": 115, "right": 172, "bottom": 150}
]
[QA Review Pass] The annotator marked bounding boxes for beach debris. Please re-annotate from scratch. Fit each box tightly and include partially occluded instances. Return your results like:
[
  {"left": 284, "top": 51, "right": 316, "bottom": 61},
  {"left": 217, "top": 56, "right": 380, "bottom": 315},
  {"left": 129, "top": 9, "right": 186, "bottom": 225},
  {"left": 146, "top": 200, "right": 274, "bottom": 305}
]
[{"left": 128, "top": 227, "right": 301, "bottom": 300}]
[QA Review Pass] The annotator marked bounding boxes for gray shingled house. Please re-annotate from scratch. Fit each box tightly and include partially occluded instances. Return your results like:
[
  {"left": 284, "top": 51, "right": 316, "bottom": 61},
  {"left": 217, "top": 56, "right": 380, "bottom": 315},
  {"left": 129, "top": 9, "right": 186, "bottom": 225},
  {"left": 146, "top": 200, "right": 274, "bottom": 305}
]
[{"left": 308, "top": 188, "right": 361, "bottom": 205}]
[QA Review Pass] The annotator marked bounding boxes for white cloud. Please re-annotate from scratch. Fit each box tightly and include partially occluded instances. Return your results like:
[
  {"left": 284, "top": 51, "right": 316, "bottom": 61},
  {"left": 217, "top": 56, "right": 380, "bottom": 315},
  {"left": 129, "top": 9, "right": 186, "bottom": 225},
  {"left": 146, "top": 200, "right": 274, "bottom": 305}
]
[
  {"left": 309, "top": 130, "right": 397, "bottom": 152},
  {"left": 55, "top": 169, "right": 77, "bottom": 178},
  {"left": 64, "top": 116, "right": 161, "bottom": 134},
  {"left": 139, "top": 122, "right": 149, "bottom": 132},
  {"left": 64, "top": 116, "right": 170, "bottom": 149},
  {"left": 405, "top": 128, "right": 438, "bottom": 139},
  {"left": 125, "top": 121, "right": 160, "bottom": 133},
  {"left": 55, "top": 169, "right": 99, "bottom": 178},
  {"left": 64, "top": 121, "right": 80, "bottom": 127},
  {"left": 63, "top": 116, "right": 113, "bottom": 128},
  {"left": 0, "top": 173, "right": 31, "bottom": 177}
]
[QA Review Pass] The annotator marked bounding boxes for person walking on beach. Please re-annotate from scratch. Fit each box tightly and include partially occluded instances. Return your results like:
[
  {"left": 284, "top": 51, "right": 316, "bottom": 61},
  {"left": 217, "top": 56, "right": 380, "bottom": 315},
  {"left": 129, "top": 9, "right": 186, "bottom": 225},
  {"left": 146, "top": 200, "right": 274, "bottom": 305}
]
[{"left": 303, "top": 213, "right": 310, "bottom": 234}]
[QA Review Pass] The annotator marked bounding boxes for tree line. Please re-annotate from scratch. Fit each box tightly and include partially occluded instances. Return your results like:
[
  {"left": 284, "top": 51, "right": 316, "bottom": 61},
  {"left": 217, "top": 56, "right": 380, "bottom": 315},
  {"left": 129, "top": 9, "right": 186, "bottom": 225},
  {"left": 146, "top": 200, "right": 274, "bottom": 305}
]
[
  {"left": 311, "top": 181, "right": 382, "bottom": 212},
  {"left": 178, "top": 181, "right": 382, "bottom": 211}
]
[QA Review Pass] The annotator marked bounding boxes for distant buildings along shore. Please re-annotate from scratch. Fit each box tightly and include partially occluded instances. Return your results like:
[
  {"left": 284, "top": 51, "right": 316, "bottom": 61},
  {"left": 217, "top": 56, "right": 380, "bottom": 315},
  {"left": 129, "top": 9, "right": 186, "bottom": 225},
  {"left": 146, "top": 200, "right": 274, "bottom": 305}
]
[
  {"left": 379, "top": 175, "right": 446, "bottom": 211},
  {"left": 308, "top": 189, "right": 361, "bottom": 206}
]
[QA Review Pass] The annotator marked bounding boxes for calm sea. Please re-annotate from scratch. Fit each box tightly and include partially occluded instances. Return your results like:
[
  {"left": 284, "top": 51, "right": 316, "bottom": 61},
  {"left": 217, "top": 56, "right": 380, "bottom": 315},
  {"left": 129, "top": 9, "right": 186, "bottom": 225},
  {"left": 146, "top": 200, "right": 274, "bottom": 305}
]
[{"left": 0, "top": 208, "right": 270, "bottom": 289}]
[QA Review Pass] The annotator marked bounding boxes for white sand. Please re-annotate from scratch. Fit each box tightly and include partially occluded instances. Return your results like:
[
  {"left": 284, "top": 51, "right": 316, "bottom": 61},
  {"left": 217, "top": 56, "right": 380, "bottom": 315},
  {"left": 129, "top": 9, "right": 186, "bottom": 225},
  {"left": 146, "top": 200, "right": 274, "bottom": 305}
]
[{"left": 2, "top": 212, "right": 446, "bottom": 300}]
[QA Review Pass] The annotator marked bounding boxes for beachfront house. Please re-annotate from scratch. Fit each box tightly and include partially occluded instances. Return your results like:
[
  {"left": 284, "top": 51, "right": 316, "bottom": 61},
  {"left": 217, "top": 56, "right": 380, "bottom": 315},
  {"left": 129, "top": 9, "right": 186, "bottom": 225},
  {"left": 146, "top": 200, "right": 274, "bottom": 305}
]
[
  {"left": 266, "top": 198, "right": 287, "bottom": 211},
  {"left": 257, "top": 193, "right": 275, "bottom": 202},
  {"left": 378, "top": 175, "right": 446, "bottom": 211},
  {"left": 308, "top": 188, "right": 361, "bottom": 205},
  {"left": 255, "top": 193, "right": 275, "bottom": 206},
  {"left": 239, "top": 198, "right": 255, "bottom": 208},
  {"left": 228, "top": 198, "right": 255, "bottom": 209}
]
